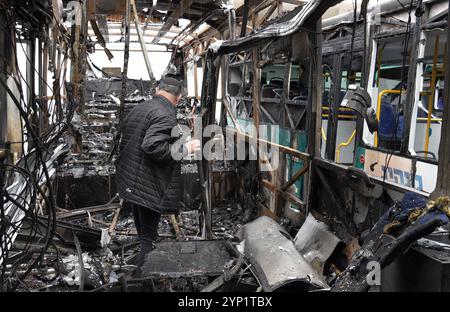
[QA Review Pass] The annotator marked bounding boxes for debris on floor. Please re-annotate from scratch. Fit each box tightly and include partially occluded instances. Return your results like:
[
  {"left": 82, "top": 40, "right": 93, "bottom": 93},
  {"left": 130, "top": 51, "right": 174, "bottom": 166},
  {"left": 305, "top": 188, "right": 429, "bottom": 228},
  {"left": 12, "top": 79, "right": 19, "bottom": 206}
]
[{"left": 2, "top": 0, "right": 450, "bottom": 294}]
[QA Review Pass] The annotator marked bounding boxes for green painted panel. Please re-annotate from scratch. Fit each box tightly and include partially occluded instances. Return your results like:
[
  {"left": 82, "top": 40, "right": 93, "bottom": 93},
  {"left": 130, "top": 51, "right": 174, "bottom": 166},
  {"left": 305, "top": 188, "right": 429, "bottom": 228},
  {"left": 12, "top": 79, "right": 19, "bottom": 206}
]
[
  {"left": 293, "top": 131, "right": 308, "bottom": 200},
  {"left": 232, "top": 120, "right": 309, "bottom": 201}
]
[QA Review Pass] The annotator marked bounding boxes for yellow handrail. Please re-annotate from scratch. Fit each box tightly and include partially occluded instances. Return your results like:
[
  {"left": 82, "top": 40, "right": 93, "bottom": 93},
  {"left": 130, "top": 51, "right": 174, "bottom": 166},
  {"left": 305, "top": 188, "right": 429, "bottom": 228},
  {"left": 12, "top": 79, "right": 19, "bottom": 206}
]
[
  {"left": 375, "top": 89, "right": 401, "bottom": 147},
  {"left": 322, "top": 114, "right": 357, "bottom": 119},
  {"left": 417, "top": 117, "right": 442, "bottom": 122},
  {"left": 336, "top": 130, "right": 356, "bottom": 163},
  {"left": 321, "top": 127, "right": 327, "bottom": 141},
  {"left": 322, "top": 106, "right": 354, "bottom": 112}
]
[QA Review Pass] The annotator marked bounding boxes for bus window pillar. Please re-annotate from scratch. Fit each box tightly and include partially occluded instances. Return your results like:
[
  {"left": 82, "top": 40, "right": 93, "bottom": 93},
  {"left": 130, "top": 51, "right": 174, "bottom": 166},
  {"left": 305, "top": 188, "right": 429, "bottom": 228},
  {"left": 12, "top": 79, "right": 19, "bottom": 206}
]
[{"left": 407, "top": 30, "right": 426, "bottom": 157}]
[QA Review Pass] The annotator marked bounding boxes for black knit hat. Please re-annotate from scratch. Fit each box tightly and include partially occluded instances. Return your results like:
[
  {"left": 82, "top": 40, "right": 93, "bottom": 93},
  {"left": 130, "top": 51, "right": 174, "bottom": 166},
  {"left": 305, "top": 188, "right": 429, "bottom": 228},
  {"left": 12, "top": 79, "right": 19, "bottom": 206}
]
[{"left": 159, "top": 64, "right": 183, "bottom": 95}]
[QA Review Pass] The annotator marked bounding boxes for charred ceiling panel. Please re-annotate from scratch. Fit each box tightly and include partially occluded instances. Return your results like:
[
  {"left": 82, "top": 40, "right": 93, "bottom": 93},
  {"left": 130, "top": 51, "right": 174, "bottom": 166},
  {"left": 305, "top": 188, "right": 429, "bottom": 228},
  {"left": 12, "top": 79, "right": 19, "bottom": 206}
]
[
  {"left": 152, "top": 0, "right": 223, "bottom": 44},
  {"left": 219, "top": 0, "right": 344, "bottom": 55},
  {"left": 134, "top": 0, "right": 154, "bottom": 11},
  {"left": 90, "top": 0, "right": 127, "bottom": 15},
  {"left": 153, "top": 0, "right": 173, "bottom": 11},
  {"left": 152, "top": 0, "right": 196, "bottom": 44}
]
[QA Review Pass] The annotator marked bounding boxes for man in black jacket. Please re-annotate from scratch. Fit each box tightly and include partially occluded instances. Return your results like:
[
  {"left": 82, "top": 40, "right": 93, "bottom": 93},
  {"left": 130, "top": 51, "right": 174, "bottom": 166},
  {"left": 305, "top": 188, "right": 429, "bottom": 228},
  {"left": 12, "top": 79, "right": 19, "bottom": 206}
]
[{"left": 116, "top": 75, "right": 200, "bottom": 274}]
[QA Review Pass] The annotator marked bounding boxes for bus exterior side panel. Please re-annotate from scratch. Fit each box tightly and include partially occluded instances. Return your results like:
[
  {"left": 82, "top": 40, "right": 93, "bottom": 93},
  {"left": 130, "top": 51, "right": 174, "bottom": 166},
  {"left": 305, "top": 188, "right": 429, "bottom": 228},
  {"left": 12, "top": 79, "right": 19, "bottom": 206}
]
[{"left": 363, "top": 148, "right": 437, "bottom": 193}]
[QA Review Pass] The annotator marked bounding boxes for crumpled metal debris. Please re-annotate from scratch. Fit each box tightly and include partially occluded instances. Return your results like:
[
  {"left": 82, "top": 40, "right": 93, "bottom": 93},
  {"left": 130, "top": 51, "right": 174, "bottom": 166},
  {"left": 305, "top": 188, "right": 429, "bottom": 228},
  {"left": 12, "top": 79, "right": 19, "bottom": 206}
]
[
  {"left": 60, "top": 249, "right": 124, "bottom": 289},
  {"left": 62, "top": 253, "right": 95, "bottom": 286},
  {"left": 237, "top": 216, "right": 329, "bottom": 291},
  {"left": 416, "top": 237, "right": 450, "bottom": 251},
  {"left": 294, "top": 213, "right": 342, "bottom": 275}
]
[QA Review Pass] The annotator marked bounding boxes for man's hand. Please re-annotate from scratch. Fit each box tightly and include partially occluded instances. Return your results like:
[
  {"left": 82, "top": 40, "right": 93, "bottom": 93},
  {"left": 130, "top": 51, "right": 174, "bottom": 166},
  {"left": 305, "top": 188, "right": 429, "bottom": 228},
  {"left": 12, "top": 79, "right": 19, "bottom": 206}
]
[
  {"left": 213, "top": 133, "right": 224, "bottom": 145},
  {"left": 185, "top": 139, "right": 201, "bottom": 155}
]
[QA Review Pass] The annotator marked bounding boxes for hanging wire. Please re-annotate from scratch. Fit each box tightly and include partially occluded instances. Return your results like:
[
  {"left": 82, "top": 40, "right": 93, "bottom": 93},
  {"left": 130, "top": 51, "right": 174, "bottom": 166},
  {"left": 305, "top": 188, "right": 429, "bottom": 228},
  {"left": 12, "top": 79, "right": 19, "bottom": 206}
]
[{"left": 0, "top": 0, "right": 73, "bottom": 291}]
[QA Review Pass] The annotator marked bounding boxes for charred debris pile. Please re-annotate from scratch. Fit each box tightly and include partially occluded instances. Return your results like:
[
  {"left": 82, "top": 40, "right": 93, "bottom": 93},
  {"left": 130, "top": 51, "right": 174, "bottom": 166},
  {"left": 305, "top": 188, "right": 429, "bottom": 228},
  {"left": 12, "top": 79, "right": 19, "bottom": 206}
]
[
  {"left": 0, "top": 77, "right": 255, "bottom": 292},
  {"left": 2, "top": 79, "right": 450, "bottom": 292},
  {"left": 1, "top": 0, "right": 450, "bottom": 294},
  {"left": 1, "top": 79, "right": 450, "bottom": 291},
  {"left": 4, "top": 75, "right": 449, "bottom": 292}
]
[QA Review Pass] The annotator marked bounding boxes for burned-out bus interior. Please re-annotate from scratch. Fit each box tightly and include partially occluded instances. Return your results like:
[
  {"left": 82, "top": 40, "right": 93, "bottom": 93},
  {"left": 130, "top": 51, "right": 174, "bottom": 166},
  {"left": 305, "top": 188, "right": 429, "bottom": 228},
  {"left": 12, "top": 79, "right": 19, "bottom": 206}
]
[{"left": 0, "top": 0, "right": 449, "bottom": 293}]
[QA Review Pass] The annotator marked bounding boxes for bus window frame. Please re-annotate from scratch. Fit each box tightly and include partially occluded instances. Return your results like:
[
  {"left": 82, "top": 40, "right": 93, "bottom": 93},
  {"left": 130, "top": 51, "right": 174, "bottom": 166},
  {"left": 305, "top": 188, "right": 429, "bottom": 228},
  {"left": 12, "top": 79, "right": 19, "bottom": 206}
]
[
  {"left": 321, "top": 50, "right": 364, "bottom": 163},
  {"left": 361, "top": 32, "right": 414, "bottom": 156},
  {"left": 409, "top": 27, "right": 447, "bottom": 164},
  {"left": 226, "top": 48, "right": 310, "bottom": 127}
]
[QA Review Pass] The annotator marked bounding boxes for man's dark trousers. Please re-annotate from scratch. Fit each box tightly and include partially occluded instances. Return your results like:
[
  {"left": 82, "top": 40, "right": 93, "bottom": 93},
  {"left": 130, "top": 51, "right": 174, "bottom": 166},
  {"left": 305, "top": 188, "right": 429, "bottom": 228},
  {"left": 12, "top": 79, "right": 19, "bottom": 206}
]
[{"left": 124, "top": 201, "right": 161, "bottom": 275}]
